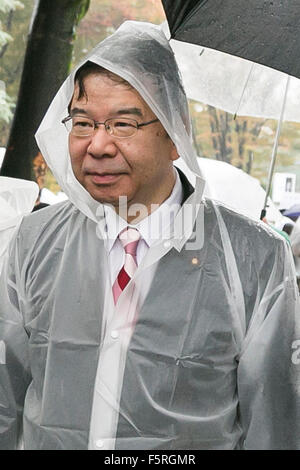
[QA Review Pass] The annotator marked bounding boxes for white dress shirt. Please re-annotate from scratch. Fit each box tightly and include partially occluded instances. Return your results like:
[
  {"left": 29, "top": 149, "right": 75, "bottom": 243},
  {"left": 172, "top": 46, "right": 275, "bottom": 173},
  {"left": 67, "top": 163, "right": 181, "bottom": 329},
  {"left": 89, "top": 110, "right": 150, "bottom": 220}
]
[{"left": 88, "top": 169, "right": 184, "bottom": 450}]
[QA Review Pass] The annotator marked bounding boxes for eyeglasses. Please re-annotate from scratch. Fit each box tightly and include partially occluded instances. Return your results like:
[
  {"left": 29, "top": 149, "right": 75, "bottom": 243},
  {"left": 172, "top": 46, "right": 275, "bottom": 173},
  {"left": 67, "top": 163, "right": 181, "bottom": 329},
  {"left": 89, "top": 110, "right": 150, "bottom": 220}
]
[{"left": 61, "top": 115, "right": 159, "bottom": 138}]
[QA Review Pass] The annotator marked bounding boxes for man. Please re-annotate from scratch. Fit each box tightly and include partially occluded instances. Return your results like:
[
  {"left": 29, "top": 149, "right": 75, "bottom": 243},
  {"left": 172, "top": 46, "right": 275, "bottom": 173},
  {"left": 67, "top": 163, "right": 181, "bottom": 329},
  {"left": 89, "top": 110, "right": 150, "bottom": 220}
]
[{"left": 0, "top": 21, "right": 300, "bottom": 450}]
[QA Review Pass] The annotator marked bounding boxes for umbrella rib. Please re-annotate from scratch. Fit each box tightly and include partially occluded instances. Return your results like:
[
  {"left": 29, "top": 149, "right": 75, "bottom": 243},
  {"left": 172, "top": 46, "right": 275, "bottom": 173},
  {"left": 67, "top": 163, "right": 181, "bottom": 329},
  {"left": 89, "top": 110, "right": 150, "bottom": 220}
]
[
  {"left": 174, "top": 0, "right": 209, "bottom": 37},
  {"left": 234, "top": 63, "right": 255, "bottom": 119},
  {"left": 262, "top": 75, "right": 291, "bottom": 217}
]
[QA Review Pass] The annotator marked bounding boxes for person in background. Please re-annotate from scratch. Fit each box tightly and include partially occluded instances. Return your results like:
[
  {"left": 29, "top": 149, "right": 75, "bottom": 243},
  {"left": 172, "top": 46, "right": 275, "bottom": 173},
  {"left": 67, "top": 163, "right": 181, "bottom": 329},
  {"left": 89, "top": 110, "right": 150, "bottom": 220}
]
[{"left": 0, "top": 176, "right": 38, "bottom": 274}]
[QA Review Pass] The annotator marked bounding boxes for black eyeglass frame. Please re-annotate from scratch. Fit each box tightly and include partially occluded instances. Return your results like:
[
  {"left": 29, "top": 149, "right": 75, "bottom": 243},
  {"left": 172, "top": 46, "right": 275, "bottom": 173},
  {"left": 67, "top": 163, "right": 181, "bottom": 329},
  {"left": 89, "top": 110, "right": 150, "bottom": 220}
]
[{"left": 61, "top": 115, "right": 159, "bottom": 137}]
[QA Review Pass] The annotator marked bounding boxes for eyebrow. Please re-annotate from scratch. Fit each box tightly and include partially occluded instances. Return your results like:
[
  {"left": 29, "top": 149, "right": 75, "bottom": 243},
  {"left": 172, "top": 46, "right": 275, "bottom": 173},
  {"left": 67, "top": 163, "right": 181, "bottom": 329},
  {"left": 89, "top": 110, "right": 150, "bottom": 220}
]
[
  {"left": 69, "top": 107, "right": 143, "bottom": 118},
  {"left": 70, "top": 108, "right": 88, "bottom": 116}
]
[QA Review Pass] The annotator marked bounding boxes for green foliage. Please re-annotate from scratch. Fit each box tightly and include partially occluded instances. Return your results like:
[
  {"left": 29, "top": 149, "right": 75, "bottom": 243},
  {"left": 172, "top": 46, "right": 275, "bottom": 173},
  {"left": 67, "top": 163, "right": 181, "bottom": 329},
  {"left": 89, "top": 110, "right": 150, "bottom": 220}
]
[
  {"left": 0, "top": 84, "right": 14, "bottom": 121},
  {"left": 76, "top": 0, "right": 90, "bottom": 23},
  {"left": 0, "top": 27, "right": 11, "bottom": 46},
  {"left": 0, "top": 0, "right": 23, "bottom": 13},
  {"left": 0, "top": 0, "right": 24, "bottom": 126},
  {"left": 0, "top": 0, "right": 32, "bottom": 140}
]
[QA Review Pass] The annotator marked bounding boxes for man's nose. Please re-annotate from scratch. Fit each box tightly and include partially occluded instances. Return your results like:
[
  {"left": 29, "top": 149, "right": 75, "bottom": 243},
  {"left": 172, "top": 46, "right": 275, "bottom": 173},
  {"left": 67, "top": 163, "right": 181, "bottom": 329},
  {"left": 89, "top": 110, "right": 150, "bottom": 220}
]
[{"left": 87, "top": 126, "right": 118, "bottom": 158}]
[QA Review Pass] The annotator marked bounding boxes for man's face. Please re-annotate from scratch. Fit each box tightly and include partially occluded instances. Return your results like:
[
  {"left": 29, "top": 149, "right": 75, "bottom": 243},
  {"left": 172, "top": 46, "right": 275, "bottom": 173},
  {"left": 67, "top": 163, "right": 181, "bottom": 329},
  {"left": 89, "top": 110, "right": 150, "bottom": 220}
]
[{"left": 68, "top": 73, "right": 178, "bottom": 214}]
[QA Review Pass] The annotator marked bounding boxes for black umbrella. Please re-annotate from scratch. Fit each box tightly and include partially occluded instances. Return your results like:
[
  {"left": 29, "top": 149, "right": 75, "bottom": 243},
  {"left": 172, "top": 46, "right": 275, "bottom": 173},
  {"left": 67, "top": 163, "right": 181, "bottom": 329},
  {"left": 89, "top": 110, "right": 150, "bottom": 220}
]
[{"left": 161, "top": 0, "right": 300, "bottom": 78}]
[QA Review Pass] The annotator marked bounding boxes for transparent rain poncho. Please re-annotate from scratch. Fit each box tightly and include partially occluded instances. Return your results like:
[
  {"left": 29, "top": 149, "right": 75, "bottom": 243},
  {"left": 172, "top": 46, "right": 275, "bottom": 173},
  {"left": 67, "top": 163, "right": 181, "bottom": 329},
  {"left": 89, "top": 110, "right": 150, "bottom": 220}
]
[
  {"left": 0, "top": 21, "right": 300, "bottom": 450},
  {"left": 0, "top": 177, "right": 38, "bottom": 274}
]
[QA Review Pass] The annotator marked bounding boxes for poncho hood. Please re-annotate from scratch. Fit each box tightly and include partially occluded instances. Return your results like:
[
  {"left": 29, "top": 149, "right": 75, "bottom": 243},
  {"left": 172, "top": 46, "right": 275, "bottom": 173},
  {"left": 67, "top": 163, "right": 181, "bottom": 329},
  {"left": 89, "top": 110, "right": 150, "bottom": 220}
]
[{"left": 35, "top": 21, "right": 204, "bottom": 222}]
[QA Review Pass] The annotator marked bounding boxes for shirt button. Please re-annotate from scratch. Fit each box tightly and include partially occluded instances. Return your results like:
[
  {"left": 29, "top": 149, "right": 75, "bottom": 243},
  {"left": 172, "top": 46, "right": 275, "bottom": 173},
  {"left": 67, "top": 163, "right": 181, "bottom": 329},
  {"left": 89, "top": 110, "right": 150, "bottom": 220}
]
[
  {"left": 111, "top": 330, "right": 119, "bottom": 339},
  {"left": 95, "top": 439, "right": 104, "bottom": 449},
  {"left": 164, "top": 241, "right": 171, "bottom": 248}
]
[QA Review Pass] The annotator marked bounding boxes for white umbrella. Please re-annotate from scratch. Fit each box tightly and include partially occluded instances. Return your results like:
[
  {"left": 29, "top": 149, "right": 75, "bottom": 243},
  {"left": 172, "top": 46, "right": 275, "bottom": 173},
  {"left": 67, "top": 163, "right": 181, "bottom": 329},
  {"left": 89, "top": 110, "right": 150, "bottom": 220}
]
[
  {"left": 170, "top": 40, "right": 300, "bottom": 122},
  {"left": 175, "top": 157, "right": 286, "bottom": 228}
]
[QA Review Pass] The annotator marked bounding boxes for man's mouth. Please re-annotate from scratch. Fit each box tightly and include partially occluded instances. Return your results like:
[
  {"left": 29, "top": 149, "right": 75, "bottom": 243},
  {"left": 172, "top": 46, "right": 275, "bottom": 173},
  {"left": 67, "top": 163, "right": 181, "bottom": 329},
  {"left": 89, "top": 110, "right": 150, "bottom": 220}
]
[{"left": 86, "top": 171, "right": 125, "bottom": 184}]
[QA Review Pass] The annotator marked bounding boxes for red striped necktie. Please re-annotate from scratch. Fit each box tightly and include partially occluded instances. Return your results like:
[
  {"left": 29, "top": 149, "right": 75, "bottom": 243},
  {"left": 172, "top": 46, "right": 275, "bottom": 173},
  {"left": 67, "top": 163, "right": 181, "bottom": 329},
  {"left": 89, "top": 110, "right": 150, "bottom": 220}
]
[{"left": 112, "top": 227, "right": 141, "bottom": 304}]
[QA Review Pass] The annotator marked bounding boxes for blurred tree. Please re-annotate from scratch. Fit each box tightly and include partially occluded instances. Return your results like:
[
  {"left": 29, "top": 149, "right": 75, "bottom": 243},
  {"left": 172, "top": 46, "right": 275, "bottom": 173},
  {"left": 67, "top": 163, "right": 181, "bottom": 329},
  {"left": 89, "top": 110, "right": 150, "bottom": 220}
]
[
  {"left": 0, "top": 0, "right": 90, "bottom": 180},
  {"left": 189, "top": 99, "right": 299, "bottom": 187},
  {"left": 207, "top": 105, "right": 233, "bottom": 164}
]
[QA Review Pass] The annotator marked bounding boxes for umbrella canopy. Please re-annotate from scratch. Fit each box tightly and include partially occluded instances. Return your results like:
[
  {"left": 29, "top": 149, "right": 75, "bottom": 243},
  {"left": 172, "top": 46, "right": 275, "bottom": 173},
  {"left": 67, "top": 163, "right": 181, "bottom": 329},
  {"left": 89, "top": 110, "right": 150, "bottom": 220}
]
[
  {"left": 175, "top": 157, "right": 285, "bottom": 228},
  {"left": 162, "top": 0, "right": 300, "bottom": 79},
  {"left": 169, "top": 40, "right": 300, "bottom": 124}
]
